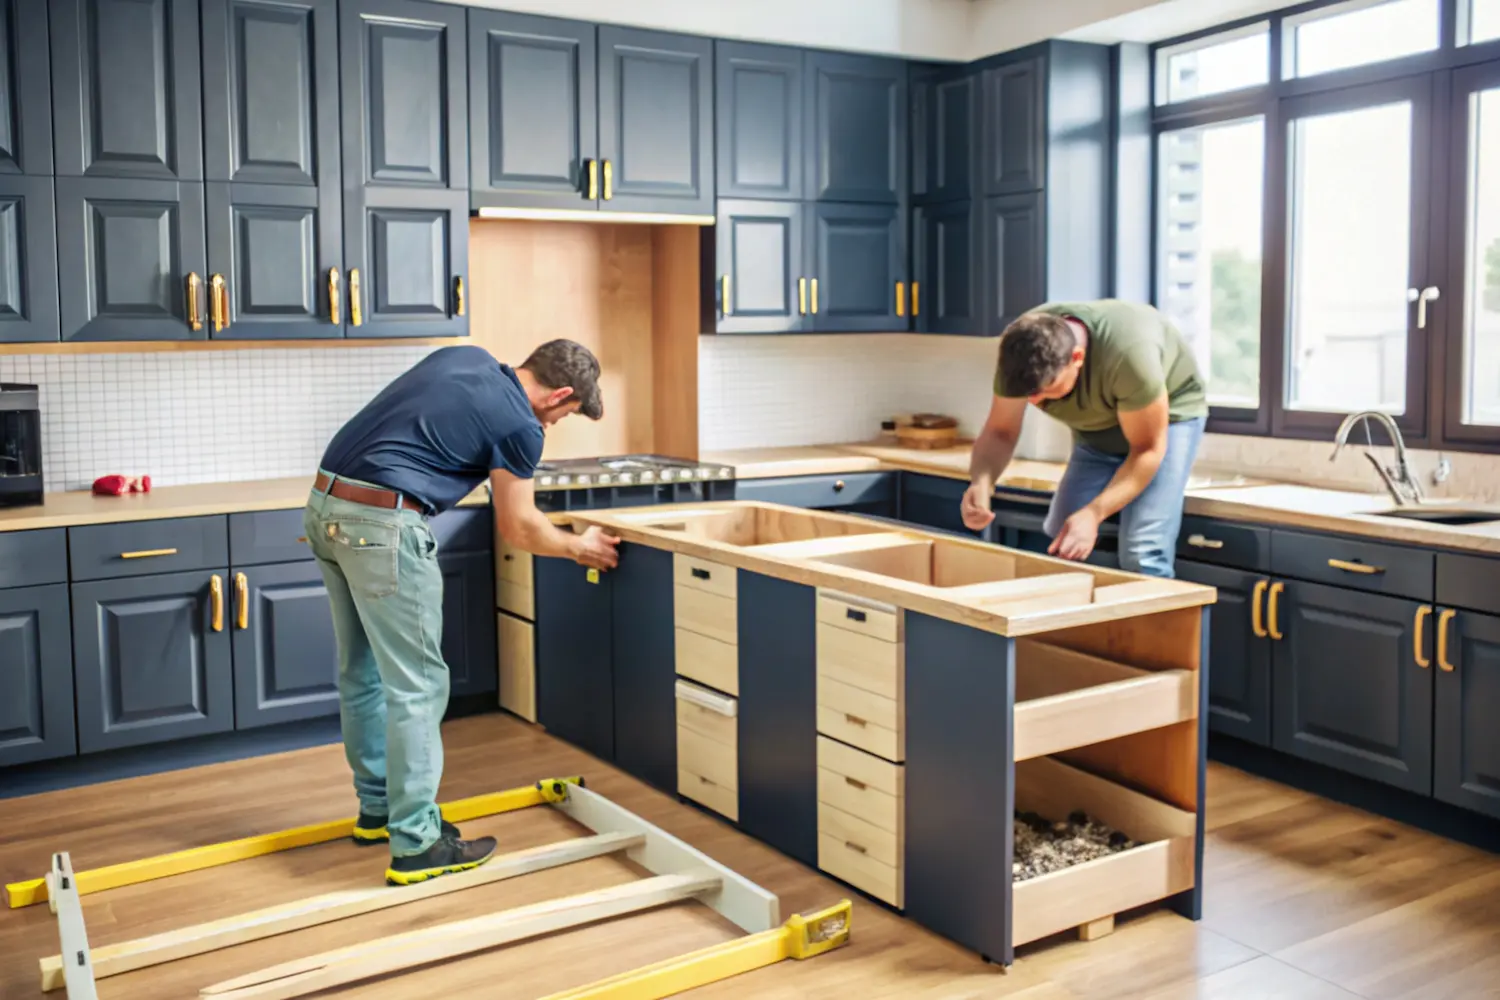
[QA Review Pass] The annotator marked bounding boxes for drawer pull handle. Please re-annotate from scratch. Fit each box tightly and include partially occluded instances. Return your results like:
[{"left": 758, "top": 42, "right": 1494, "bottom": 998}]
[
  {"left": 845, "top": 841, "right": 868, "bottom": 855},
  {"left": 1187, "top": 534, "right": 1224, "bottom": 550},
  {"left": 844, "top": 714, "right": 868, "bottom": 727},
  {"left": 691, "top": 567, "right": 711, "bottom": 580},
  {"left": 503, "top": 553, "right": 514, "bottom": 562},
  {"left": 1414, "top": 606, "right": 1431, "bottom": 668},
  {"left": 296, "top": 536, "right": 308, "bottom": 544},
  {"left": 844, "top": 776, "right": 867, "bottom": 790},
  {"left": 1251, "top": 579, "right": 1268, "bottom": 638},
  {"left": 675, "top": 680, "right": 738, "bottom": 717},
  {"left": 1437, "top": 608, "right": 1456, "bottom": 673},
  {"left": 1328, "top": 558, "right": 1382, "bottom": 575},
  {"left": 846, "top": 608, "right": 867, "bottom": 623},
  {"left": 121, "top": 548, "right": 178, "bottom": 559},
  {"left": 235, "top": 572, "right": 249, "bottom": 630},
  {"left": 210, "top": 574, "right": 224, "bottom": 632},
  {"left": 834, "top": 480, "right": 846, "bottom": 491},
  {"left": 698, "top": 775, "right": 716, "bottom": 787},
  {"left": 1268, "top": 582, "right": 1284, "bottom": 641}
]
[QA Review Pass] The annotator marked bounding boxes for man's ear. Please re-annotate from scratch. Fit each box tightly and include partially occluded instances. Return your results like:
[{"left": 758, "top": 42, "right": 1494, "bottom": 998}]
[
  {"left": 546, "top": 386, "right": 575, "bottom": 408},
  {"left": 1070, "top": 347, "right": 1086, "bottom": 366}
]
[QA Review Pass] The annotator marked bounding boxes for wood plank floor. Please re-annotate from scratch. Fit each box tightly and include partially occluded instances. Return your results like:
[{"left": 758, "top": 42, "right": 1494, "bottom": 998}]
[{"left": 2, "top": 713, "right": 1497, "bottom": 999}]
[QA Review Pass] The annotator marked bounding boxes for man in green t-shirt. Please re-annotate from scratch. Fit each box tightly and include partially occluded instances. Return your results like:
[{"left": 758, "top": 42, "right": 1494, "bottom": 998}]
[{"left": 961, "top": 300, "right": 1208, "bottom": 578}]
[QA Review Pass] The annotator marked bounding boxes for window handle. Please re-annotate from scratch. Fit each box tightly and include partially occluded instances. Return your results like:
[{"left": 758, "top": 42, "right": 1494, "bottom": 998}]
[{"left": 1407, "top": 286, "right": 1440, "bottom": 328}]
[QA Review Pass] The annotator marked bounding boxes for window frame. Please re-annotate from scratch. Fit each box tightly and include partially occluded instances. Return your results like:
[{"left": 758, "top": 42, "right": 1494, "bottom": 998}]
[{"left": 1148, "top": 0, "right": 1500, "bottom": 451}]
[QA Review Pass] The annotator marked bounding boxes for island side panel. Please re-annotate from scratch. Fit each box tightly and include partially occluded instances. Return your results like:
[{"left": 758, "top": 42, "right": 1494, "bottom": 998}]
[
  {"left": 612, "top": 543, "right": 678, "bottom": 794},
  {"left": 737, "top": 570, "right": 819, "bottom": 869},
  {"left": 535, "top": 556, "right": 615, "bottom": 763},
  {"left": 1169, "top": 605, "right": 1210, "bottom": 920},
  {"left": 905, "top": 612, "right": 1016, "bottom": 966}
]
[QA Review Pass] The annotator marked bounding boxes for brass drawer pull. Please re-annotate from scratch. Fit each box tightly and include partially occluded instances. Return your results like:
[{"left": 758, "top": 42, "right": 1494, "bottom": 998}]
[
  {"left": 834, "top": 480, "right": 845, "bottom": 491},
  {"left": 1437, "top": 608, "right": 1456, "bottom": 673},
  {"left": 235, "top": 572, "right": 249, "bottom": 630},
  {"left": 1268, "top": 582, "right": 1284, "bottom": 641},
  {"left": 502, "top": 553, "right": 514, "bottom": 562},
  {"left": 1251, "top": 579, "right": 1268, "bottom": 638},
  {"left": 454, "top": 275, "right": 465, "bottom": 317},
  {"left": 186, "top": 272, "right": 203, "bottom": 331},
  {"left": 210, "top": 273, "right": 229, "bottom": 332},
  {"left": 210, "top": 574, "right": 224, "bottom": 633},
  {"left": 845, "top": 607, "right": 866, "bottom": 623},
  {"left": 121, "top": 548, "right": 178, "bottom": 560},
  {"left": 895, "top": 281, "right": 906, "bottom": 318},
  {"left": 691, "top": 567, "right": 711, "bottom": 581},
  {"left": 844, "top": 714, "right": 868, "bottom": 728},
  {"left": 1187, "top": 534, "right": 1224, "bottom": 550},
  {"left": 603, "top": 159, "right": 613, "bottom": 200},
  {"left": 721, "top": 275, "right": 731, "bottom": 316},
  {"left": 844, "top": 841, "right": 868, "bottom": 855},
  {"left": 297, "top": 536, "right": 308, "bottom": 544},
  {"left": 586, "top": 159, "right": 598, "bottom": 200},
  {"left": 349, "top": 268, "right": 362, "bottom": 326},
  {"left": 798, "top": 277, "right": 807, "bottom": 316},
  {"left": 328, "top": 267, "right": 340, "bottom": 324},
  {"left": 912, "top": 281, "right": 919, "bottom": 316},
  {"left": 811, "top": 278, "right": 819, "bottom": 314},
  {"left": 1328, "top": 558, "right": 1382, "bottom": 575},
  {"left": 844, "top": 776, "right": 867, "bottom": 791},
  {"left": 1414, "top": 606, "right": 1431, "bottom": 668}
]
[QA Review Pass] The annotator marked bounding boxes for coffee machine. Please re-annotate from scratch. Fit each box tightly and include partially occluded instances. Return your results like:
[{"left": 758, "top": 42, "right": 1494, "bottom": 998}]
[{"left": 0, "top": 383, "right": 43, "bottom": 507}]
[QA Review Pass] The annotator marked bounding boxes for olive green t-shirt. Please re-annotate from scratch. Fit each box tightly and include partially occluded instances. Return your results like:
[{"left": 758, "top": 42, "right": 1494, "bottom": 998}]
[{"left": 994, "top": 300, "right": 1208, "bottom": 455}]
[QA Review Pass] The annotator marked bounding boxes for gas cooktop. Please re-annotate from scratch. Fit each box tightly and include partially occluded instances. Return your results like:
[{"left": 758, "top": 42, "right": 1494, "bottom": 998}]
[{"left": 533, "top": 454, "right": 735, "bottom": 488}]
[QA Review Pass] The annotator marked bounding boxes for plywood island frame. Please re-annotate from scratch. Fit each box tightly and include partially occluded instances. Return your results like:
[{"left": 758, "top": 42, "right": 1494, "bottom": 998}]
[
  {"left": 12, "top": 777, "right": 851, "bottom": 1000},
  {"left": 558, "top": 500, "right": 1217, "bottom": 967}
]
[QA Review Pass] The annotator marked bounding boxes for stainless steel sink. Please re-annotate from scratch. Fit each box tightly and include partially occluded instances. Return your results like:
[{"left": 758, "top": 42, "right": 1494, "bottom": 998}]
[{"left": 1367, "top": 507, "right": 1500, "bottom": 526}]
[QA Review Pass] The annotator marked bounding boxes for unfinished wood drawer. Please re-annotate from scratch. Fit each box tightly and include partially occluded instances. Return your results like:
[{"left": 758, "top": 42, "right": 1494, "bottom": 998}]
[
  {"left": 818, "top": 800, "right": 900, "bottom": 868},
  {"left": 678, "top": 767, "right": 738, "bottom": 822},
  {"left": 817, "top": 589, "right": 900, "bottom": 643},
  {"left": 495, "top": 540, "right": 534, "bottom": 619},
  {"left": 817, "top": 675, "right": 903, "bottom": 762},
  {"left": 816, "top": 736, "right": 902, "bottom": 835},
  {"left": 497, "top": 613, "right": 535, "bottom": 722},
  {"left": 819, "top": 831, "right": 903, "bottom": 908},
  {"left": 673, "top": 554, "right": 737, "bottom": 600},
  {"left": 675, "top": 679, "right": 737, "bottom": 747},
  {"left": 674, "top": 627, "right": 738, "bottom": 696},
  {"left": 674, "top": 584, "right": 737, "bottom": 646},
  {"left": 816, "top": 621, "right": 901, "bottom": 701},
  {"left": 1011, "top": 756, "right": 1196, "bottom": 947},
  {"left": 677, "top": 725, "right": 737, "bottom": 791}
]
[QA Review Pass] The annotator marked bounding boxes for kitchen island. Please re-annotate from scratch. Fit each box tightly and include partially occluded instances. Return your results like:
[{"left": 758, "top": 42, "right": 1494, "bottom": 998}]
[{"left": 514, "top": 500, "right": 1215, "bottom": 966}]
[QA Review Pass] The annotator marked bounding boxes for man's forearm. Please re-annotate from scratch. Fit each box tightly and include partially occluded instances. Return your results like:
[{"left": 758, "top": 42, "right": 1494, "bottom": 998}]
[
  {"left": 1085, "top": 448, "right": 1165, "bottom": 521},
  {"left": 968, "top": 428, "right": 1018, "bottom": 491},
  {"left": 500, "top": 506, "right": 582, "bottom": 560}
]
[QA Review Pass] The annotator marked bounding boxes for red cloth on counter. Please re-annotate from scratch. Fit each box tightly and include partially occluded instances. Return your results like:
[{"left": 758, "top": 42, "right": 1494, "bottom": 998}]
[{"left": 92, "top": 475, "right": 152, "bottom": 496}]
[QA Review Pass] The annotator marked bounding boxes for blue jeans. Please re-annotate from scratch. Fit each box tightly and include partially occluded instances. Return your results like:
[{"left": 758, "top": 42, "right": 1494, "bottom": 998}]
[
  {"left": 1044, "top": 417, "right": 1206, "bottom": 579},
  {"left": 303, "top": 471, "right": 449, "bottom": 857}
]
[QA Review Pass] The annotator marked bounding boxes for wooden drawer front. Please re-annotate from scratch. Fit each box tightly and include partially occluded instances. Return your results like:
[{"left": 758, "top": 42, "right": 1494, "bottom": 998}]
[
  {"left": 496, "top": 540, "right": 533, "bottom": 587},
  {"left": 1271, "top": 528, "right": 1433, "bottom": 601},
  {"left": 817, "top": 621, "right": 901, "bottom": 700},
  {"left": 679, "top": 767, "right": 738, "bottom": 822},
  {"left": 819, "top": 800, "right": 900, "bottom": 868},
  {"left": 734, "top": 472, "right": 897, "bottom": 510},
  {"left": 678, "top": 725, "right": 737, "bottom": 790},
  {"left": 1437, "top": 553, "right": 1500, "bottom": 617},
  {"left": 817, "top": 733, "right": 903, "bottom": 799},
  {"left": 817, "top": 590, "right": 900, "bottom": 643},
  {"left": 0, "top": 529, "right": 68, "bottom": 589},
  {"left": 818, "top": 766, "right": 901, "bottom": 834},
  {"left": 819, "top": 832, "right": 902, "bottom": 907},
  {"left": 675, "top": 584, "right": 737, "bottom": 645},
  {"left": 675, "top": 627, "right": 738, "bottom": 695},
  {"left": 1175, "top": 515, "right": 1269, "bottom": 572},
  {"left": 69, "top": 516, "right": 229, "bottom": 581},
  {"left": 818, "top": 675, "right": 903, "bottom": 761},
  {"left": 497, "top": 578, "right": 535, "bottom": 619},
  {"left": 675, "top": 679, "right": 738, "bottom": 746},
  {"left": 674, "top": 554, "right": 737, "bottom": 600},
  {"left": 228, "top": 509, "right": 314, "bottom": 566},
  {"left": 497, "top": 612, "right": 536, "bottom": 722}
]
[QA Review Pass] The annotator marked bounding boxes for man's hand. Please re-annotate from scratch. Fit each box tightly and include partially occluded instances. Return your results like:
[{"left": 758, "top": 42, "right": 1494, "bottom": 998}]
[
  {"left": 1049, "top": 508, "right": 1100, "bottom": 562},
  {"left": 961, "top": 482, "right": 996, "bottom": 531},
  {"left": 573, "top": 526, "right": 620, "bottom": 570}
]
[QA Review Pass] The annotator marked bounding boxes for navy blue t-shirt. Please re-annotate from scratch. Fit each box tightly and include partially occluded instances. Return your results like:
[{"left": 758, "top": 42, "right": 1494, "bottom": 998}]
[{"left": 319, "top": 346, "right": 543, "bottom": 514}]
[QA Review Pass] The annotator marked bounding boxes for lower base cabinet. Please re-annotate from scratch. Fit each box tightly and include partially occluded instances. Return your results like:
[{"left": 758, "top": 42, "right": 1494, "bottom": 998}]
[
  {"left": 535, "top": 556, "right": 615, "bottom": 763},
  {"left": 0, "top": 584, "right": 76, "bottom": 767},
  {"left": 612, "top": 544, "right": 677, "bottom": 793},
  {"left": 1176, "top": 560, "right": 1271, "bottom": 746},
  {"left": 439, "top": 551, "right": 498, "bottom": 699},
  {"left": 231, "top": 562, "right": 340, "bottom": 729},
  {"left": 1435, "top": 609, "right": 1500, "bottom": 820}
]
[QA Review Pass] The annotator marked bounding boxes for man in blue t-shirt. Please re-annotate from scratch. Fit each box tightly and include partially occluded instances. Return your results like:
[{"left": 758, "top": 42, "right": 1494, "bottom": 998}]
[{"left": 303, "top": 340, "right": 619, "bottom": 886}]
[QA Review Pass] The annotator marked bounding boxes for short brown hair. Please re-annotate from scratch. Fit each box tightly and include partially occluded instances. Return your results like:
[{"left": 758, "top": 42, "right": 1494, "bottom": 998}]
[
  {"left": 521, "top": 339, "right": 603, "bottom": 420},
  {"left": 996, "top": 312, "right": 1076, "bottom": 397}
]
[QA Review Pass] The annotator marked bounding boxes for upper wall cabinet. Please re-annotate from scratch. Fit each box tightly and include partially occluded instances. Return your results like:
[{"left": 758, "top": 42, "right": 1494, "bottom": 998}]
[
  {"left": 981, "top": 57, "right": 1045, "bottom": 196},
  {"left": 0, "top": 1, "right": 53, "bottom": 177},
  {"left": 716, "top": 42, "right": 804, "bottom": 201},
  {"left": 0, "top": 176, "right": 61, "bottom": 344},
  {"left": 50, "top": 0, "right": 204, "bottom": 182},
  {"left": 469, "top": 13, "right": 713, "bottom": 218},
  {"left": 807, "top": 52, "right": 907, "bottom": 204},
  {"left": 911, "top": 64, "right": 979, "bottom": 206}
]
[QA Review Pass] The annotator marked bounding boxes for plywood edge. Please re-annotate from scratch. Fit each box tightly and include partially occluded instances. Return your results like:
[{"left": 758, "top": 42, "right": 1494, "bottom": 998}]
[
  {"left": 1011, "top": 836, "right": 1195, "bottom": 947},
  {"left": 1013, "top": 669, "right": 1197, "bottom": 762},
  {"left": 748, "top": 532, "right": 925, "bottom": 560}
]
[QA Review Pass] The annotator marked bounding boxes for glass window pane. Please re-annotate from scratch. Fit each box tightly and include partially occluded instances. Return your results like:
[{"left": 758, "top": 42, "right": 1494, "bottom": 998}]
[
  {"left": 1462, "top": 87, "right": 1500, "bottom": 426},
  {"left": 1156, "top": 118, "right": 1264, "bottom": 409},
  {"left": 1157, "top": 26, "right": 1269, "bottom": 105},
  {"left": 1287, "top": 101, "right": 1413, "bottom": 414},
  {"left": 1288, "top": 0, "right": 1440, "bottom": 79},
  {"left": 1468, "top": 0, "right": 1500, "bottom": 44}
]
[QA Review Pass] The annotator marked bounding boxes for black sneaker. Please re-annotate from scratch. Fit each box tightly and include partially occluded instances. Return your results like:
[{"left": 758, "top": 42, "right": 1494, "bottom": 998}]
[
  {"left": 385, "top": 832, "right": 497, "bottom": 886},
  {"left": 352, "top": 813, "right": 461, "bottom": 847}
]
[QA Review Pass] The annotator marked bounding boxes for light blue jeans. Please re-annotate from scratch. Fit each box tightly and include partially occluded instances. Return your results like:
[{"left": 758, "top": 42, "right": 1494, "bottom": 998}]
[
  {"left": 1043, "top": 417, "right": 1206, "bottom": 578},
  {"left": 303, "top": 472, "right": 449, "bottom": 857}
]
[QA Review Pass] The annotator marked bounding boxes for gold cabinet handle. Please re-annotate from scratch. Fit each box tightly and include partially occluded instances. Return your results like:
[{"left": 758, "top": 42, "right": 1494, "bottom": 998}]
[
  {"left": 1268, "top": 581, "right": 1284, "bottom": 640},
  {"left": 797, "top": 277, "right": 807, "bottom": 315},
  {"left": 209, "top": 274, "right": 229, "bottom": 332},
  {"left": 210, "top": 574, "right": 224, "bottom": 633},
  {"left": 349, "top": 268, "right": 362, "bottom": 326},
  {"left": 121, "top": 548, "right": 178, "bottom": 560},
  {"left": 843, "top": 776, "right": 867, "bottom": 790},
  {"left": 235, "top": 572, "right": 249, "bottom": 630},
  {"left": 896, "top": 281, "right": 906, "bottom": 317},
  {"left": 844, "top": 841, "right": 868, "bottom": 855},
  {"left": 1188, "top": 534, "right": 1225, "bottom": 550},
  {"left": 297, "top": 536, "right": 308, "bottom": 544},
  {"left": 1328, "top": 558, "right": 1382, "bottom": 575},
  {"left": 1414, "top": 605, "right": 1431, "bottom": 669},
  {"left": 586, "top": 158, "right": 599, "bottom": 200},
  {"left": 1437, "top": 608, "right": 1456, "bottom": 672},
  {"left": 811, "top": 277, "right": 819, "bottom": 314},
  {"left": 455, "top": 276, "right": 465, "bottom": 317},
  {"left": 328, "top": 267, "right": 341, "bottom": 324},
  {"left": 844, "top": 713, "right": 867, "bottom": 727},
  {"left": 912, "top": 281, "right": 920, "bottom": 316},
  {"left": 186, "top": 272, "right": 203, "bottom": 331},
  {"left": 603, "top": 159, "right": 613, "bottom": 200},
  {"left": 721, "top": 275, "right": 731, "bottom": 316},
  {"left": 1251, "top": 579, "right": 1268, "bottom": 639}
]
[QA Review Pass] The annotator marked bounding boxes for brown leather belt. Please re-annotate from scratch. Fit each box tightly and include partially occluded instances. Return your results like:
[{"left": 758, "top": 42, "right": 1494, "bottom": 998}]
[{"left": 314, "top": 472, "right": 424, "bottom": 512}]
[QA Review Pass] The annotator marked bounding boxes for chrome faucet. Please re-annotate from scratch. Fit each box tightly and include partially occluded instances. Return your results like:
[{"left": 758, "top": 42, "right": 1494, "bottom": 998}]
[{"left": 1331, "top": 411, "right": 1424, "bottom": 506}]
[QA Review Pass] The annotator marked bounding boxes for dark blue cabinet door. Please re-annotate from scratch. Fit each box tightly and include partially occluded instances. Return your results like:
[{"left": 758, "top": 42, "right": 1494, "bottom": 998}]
[
  {"left": 1273, "top": 581, "right": 1432, "bottom": 795},
  {"left": 0, "top": 176, "right": 61, "bottom": 343},
  {"left": 806, "top": 51, "right": 907, "bottom": 204},
  {"left": 737, "top": 571, "right": 818, "bottom": 868},
  {"left": 439, "top": 550, "right": 497, "bottom": 699},
  {"left": 982, "top": 57, "right": 1045, "bottom": 196},
  {"left": 534, "top": 556, "right": 613, "bottom": 762},
  {"left": 899, "top": 474, "right": 989, "bottom": 540},
  {"left": 0, "top": 584, "right": 75, "bottom": 767},
  {"left": 50, "top": 0, "right": 203, "bottom": 181},
  {"left": 343, "top": 187, "right": 469, "bottom": 338},
  {"left": 597, "top": 26, "right": 714, "bottom": 217},
  {"left": 714, "top": 199, "right": 806, "bottom": 333},
  {"left": 1176, "top": 560, "right": 1272, "bottom": 746},
  {"left": 913, "top": 200, "right": 980, "bottom": 335},
  {"left": 810, "top": 202, "right": 906, "bottom": 332},
  {"left": 72, "top": 569, "right": 234, "bottom": 753},
  {"left": 232, "top": 562, "right": 339, "bottom": 729},
  {"left": 911, "top": 68, "right": 978, "bottom": 205},
  {"left": 0, "top": 0, "right": 53, "bottom": 176},
  {"left": 611, "top": 544, "right": 676, "bottom": 793},
  {"left": 57, "top": 178, "right": 209, "bottom": 341},
  {"left": 1435, "top": 610, "right": 1500, "bottom": 821},
  {"left": 468, "top": 9, "right": 596, "bottom": 211},
  {"left": 715, "top": 42, "right": 803, "bottom": 201},
  {"left": 983, "top": 192, "right": 1045, "bottom": 331}
]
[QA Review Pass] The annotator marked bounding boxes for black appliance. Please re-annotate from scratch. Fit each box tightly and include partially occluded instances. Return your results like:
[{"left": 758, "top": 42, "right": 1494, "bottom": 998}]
[
  {"left": 0, "top": 383, "right": 42, "bottom": 507},
  {"left": 529, "top": 454, "right": 736, "bottom": 512}
]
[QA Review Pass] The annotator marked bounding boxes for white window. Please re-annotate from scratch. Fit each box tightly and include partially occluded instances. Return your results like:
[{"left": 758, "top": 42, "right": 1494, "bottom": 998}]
[
  {"left": 1154, "top": 23, "right": 1270, "bottom": 105},
  {"left": 1283, "top": 0, "right": 1441, "bottom": 79}
]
